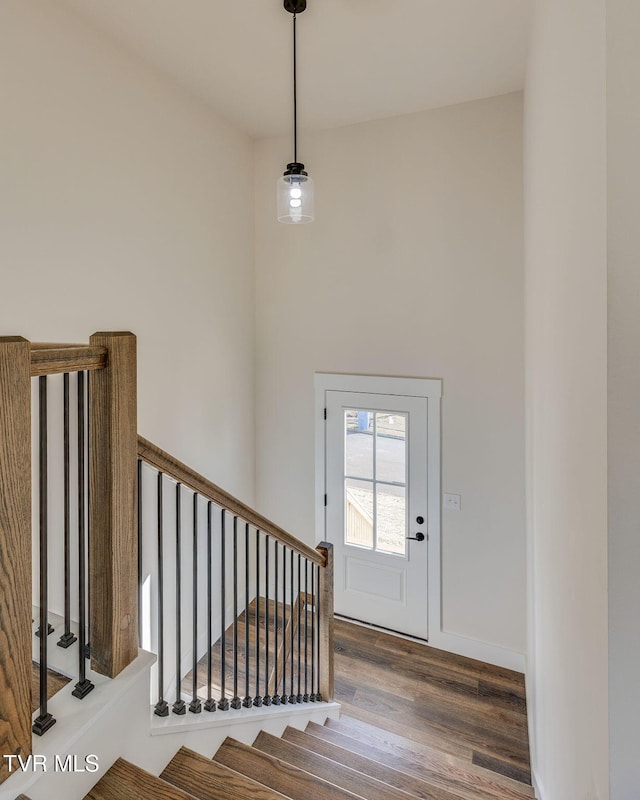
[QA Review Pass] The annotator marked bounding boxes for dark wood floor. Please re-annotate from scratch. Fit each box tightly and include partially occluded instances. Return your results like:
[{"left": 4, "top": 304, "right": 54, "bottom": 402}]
[{"left": 333, "top": 618, "right": 532, "bottom": 786}]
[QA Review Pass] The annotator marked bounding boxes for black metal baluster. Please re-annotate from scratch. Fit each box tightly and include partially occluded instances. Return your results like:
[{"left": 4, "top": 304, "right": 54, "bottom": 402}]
[
  {"left": 58, "top": 373, "right": 76, "bottom": 649},
  {"left": 231, "top": 516, "right": 241, "bottom": 709},
  {"left": 254, "top": 530, "right": 262, "bottom": 707},
  {"left": 297, "top": 552, "right": 302, "bottom": 702},
  {"left": 204, "top": 502, "right": 216, "bottom": 712},
  {"left": 173, "top": 483, "right": 185, "bottom": 714},
  {"left": 281, "top": 545, "right": 287, "bottom": 704},
  {"left": 243, "top": 523, "right": 252, "bottom": 707},
  {"left": 137, "top": 458, "right": 142, "bottom": 648},
  {"left": 265, "top": 537, "right": 274, "bottom": 705},
  {"left": 35, "top": 376, "right": 54, "bottom": 643},
  {"left": 310, "top": 563, "right": 315, "bottom": 702},
  {"left": 33, "top": 376, "right": 55, "bottom": 735},
  {"left": 272, "top": 541, "right": 280, "bottom": 705},
  {"left": 218, "top": 509, "right": 229, "bottom": 710},
  {"left": 289, "top": 548, "right": 296, "bottom": 703},
  {"left": 154, "top": 472, "right": 169, "bottom": 716},
  {"left": 72, "top": 372, "right": 94, "bottom": 701},
  {"left": 303, "top": 558, "right": 309, "bottom": 702},
  {"left": 315, "top": 563, "right": 322, "bottom": 700},
  {"left": 84, "top": 371, "right": 91, "bottom": 661},
  {"left": 190, "top": 493, "right": 201, "bottom": 713}
]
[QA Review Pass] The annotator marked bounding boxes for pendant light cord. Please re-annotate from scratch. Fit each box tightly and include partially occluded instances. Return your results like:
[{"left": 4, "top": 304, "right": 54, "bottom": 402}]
[{"left": 293, "top": 12, "right": 298, "bottom": 164}]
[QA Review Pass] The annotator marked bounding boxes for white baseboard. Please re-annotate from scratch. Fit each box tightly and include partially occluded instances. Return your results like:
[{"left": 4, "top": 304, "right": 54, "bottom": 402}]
[
  {"left": 428, "top": 630, "right": 526, "bottom": 673},
  {"left": 531, "top": 767, "right": 545, "bottom": 799}
]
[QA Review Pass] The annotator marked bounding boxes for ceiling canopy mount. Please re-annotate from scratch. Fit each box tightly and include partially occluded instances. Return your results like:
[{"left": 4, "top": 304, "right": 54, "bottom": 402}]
[{"left": 284, "top": 0, "right": 307, "bottom": 15}]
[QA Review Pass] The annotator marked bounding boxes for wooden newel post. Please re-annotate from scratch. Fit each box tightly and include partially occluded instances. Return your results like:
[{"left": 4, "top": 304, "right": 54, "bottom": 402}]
[
  {"left": 89, "top": 332, "right": 138, "bottom": 677},
  {"left": 316, "top": 541, "right": 334, "bottom": 702},
  {"left": 0, "top": 337, "right": 32, "bottom": 785}
]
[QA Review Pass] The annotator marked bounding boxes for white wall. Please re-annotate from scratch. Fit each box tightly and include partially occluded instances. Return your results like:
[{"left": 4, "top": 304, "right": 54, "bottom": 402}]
[
  {"left": 524, "top": 1, "right": 609, "bottom": 797},
  {"left": 607, "top": 2, "right": 640, "bottom": 797},
  {"left": 254, "top": 94, "right": 526, "bottom": 657},
  {"left": 0, "top": 0, "right": 255, "bottom": 503}
]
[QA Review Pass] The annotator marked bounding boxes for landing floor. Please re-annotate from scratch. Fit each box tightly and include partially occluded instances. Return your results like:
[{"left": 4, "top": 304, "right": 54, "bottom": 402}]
[{"left": 333, "top": 619, "right": 532, "bottom": 786}]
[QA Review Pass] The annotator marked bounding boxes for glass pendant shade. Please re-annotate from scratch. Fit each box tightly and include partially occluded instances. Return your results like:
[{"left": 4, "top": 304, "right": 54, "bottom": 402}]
[{"left": 277, "top": 170, "right": 314, "bottom": 224}]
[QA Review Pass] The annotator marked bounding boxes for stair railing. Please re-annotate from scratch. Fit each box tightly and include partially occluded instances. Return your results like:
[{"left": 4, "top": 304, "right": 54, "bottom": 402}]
[
  {"left": 137, "top": 438, "right": 334, "bottom": 716},
  {"left": 0, "top": 333, "right": 138, "bottom": 787},
  {"left": 0, "top": 330, "right": 334, "bottom": 790}
]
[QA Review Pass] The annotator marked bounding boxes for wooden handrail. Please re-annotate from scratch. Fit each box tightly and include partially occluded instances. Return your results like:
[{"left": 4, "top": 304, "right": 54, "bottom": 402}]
[
  {"left": 138, "top": 436, "right": 325, "bottom": 567},
  {"left": 31, "top": 343, "right": 107, "bottom": 377}
]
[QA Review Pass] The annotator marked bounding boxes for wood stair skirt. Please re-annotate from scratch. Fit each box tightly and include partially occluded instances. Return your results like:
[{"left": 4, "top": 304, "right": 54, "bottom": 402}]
[{"left": 82, "top": 714, "right": 535, "bottom": 800}]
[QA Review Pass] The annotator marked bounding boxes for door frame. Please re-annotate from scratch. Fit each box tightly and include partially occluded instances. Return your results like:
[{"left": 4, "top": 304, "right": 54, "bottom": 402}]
[{"left": 315, "top": 373, "right": 442, "bottom": 642}]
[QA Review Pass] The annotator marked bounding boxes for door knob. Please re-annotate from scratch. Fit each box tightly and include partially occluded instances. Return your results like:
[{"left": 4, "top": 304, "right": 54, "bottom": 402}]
[{"left": 406, "top": 532, "right": 425, "bottom": 542}]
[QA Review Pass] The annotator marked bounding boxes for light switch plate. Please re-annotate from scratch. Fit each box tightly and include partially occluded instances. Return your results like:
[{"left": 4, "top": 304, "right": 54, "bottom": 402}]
[{"left": 444, "top": 493, "right": 461, "bottom": 511}]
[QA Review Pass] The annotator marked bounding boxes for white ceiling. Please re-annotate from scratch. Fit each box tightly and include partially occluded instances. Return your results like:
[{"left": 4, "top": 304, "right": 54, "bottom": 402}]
[{"left": 61, "top": 0, "right": 532, "bottom": 139}]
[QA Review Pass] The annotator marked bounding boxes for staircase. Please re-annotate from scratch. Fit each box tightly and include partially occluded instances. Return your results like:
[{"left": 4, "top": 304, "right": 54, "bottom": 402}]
[
  {"left": 83, "top": 614, "right": 534, "bottom": 800},
  {"left": 16, "top": 614, "right": 534, "bottom": 800},
  {"left": 1, "top": 334, "right": 533, "bottom": 800},
  {"left": 82, "top": 712, "right": 534, "bottom": 800}
]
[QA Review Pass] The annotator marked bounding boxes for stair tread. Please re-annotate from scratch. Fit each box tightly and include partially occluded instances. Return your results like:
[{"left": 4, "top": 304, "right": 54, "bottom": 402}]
[
  {"left": 254, "top": 730, "right": 432, "bottom": 800},
  {"left": 303, "top": 724, "right": 531, "bottom": 800},
  {"left": 213, "top": 737, "right": 365, "bottom": 800},
  {"left": 283, "top": 726, "right": 467, "bottom": 800},
  {"left": 331, "top": 701, "right": 474, "bottom": 759},
  {"left": 162, "top": 747, "right": 293, "bottom": 800},
  {"left": 331, "top": 714, "right": 530, "bottom": 778},
  {"left": 84, "top": 758, "right": 197, "bottom": 800},
  {"left": 326, "top": 715, "right": 487, "bottom": 770},
  {"left": 317, "top": 719, "right": 535, "bottom": 800}
]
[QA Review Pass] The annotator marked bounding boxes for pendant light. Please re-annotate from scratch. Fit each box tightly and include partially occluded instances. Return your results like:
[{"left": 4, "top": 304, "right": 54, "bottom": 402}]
[{"left": 277, "top": 0, "right": 314, "bottom": 224}]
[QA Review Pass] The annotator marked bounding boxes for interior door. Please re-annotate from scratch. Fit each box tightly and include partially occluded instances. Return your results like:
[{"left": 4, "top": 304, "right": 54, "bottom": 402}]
[{"left": 325, "top": 391, "right": 429, "bottom": 639}]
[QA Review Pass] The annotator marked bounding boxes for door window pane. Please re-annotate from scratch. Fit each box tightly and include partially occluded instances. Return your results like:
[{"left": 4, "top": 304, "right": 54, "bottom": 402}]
[
  {"left": 343, "top": 407, "right": 408, "bottom": 557},
  {"left": 345, "top": 478, "right": 374, "bottom": 549},
  {"left": 375, "top": 413, "right": 407, "bottom": 484},
  {"left": 345, "top": 409, "right": 373, "bottom": 479},
  {"left": 376, "top": 485, "right": 406, "bottom": 555}
]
